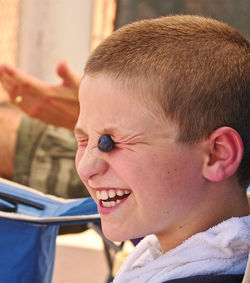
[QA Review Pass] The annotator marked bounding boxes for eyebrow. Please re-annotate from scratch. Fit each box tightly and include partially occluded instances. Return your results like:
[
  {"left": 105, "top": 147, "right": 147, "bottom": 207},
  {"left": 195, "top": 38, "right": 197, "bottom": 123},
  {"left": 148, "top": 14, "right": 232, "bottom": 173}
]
[
  {"left": 74, "top": 125, "right": 124, "bottom": 137},
  {"left": 74, "top": 127, "right": 88, "bottom": 136}
]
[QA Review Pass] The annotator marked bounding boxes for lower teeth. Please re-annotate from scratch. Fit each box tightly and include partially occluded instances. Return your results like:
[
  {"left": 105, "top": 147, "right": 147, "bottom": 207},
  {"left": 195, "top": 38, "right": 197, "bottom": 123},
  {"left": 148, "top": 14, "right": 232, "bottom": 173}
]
[{"left": 102, "top": 199, "right": 121, "bottom": 208}]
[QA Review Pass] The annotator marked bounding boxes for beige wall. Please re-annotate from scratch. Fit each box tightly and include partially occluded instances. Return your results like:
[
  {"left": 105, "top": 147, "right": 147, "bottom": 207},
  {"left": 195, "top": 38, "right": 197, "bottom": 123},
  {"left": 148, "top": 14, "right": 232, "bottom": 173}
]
[
  {"left": 17, "top": 0, "right": 93, "bottom": 83},
  {"left": 0, "top": 0, "right": 19, "bottom": 101}
]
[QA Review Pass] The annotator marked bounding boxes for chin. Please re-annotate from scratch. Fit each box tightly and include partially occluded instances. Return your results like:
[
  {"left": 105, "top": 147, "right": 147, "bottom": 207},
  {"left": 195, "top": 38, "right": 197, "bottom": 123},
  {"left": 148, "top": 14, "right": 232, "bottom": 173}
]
[
  {"left": 101, "top": 223, "right": 132, "bottom": 242},
  {"left": 101, "top": 222, "right": 147, "bottom": 243}
]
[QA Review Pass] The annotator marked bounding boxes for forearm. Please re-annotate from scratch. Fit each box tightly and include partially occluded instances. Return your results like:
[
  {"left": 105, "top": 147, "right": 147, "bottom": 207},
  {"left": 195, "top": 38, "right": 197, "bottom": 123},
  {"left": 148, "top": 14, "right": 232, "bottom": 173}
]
[{"left": 0, "top": 103, "right": 23, "bottom": 179}]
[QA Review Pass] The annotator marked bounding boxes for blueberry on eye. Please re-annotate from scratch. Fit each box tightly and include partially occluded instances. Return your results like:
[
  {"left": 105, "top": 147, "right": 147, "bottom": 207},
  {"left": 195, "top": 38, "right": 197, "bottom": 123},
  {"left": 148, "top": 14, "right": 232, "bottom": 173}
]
[{"left": 98, "top": 135, "right": 115, "bottom": 152}]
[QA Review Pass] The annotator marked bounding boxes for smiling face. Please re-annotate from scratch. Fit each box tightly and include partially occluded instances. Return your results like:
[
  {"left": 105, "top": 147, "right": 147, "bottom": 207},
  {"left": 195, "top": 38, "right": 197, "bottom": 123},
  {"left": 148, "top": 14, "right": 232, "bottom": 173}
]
[{"left": 75, "top": 73, "right": 207, "bottom": 249}]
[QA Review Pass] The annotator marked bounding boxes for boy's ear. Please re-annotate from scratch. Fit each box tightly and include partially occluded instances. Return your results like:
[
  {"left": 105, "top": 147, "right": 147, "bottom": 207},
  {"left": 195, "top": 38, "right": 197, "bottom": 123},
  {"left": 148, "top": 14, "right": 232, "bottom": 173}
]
[{"left": 202, "top": 127, "right": 243, "bottom": 182}]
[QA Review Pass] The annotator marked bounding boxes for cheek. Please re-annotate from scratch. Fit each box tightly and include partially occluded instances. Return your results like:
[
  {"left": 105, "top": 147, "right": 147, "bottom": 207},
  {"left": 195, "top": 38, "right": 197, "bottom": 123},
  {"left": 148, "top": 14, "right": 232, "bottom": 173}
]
[
  {"left": 109, "top": 151, "right": 178, "bottom": 196},
  {"left": 108, "top": 151, "right": 155, "bottom": 190}
]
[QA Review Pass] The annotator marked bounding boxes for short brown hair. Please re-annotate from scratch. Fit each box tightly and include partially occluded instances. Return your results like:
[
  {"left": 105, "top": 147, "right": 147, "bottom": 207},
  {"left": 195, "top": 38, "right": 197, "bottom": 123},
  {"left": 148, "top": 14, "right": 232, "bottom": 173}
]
[{"left": 85, "top": 15, "right": 249, "bottom": 188}]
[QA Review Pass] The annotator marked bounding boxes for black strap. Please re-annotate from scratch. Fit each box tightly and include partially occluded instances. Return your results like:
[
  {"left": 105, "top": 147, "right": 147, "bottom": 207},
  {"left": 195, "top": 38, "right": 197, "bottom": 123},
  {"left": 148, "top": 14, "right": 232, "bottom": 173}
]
[
  {"left": 163, "top": 274, "right": 244, "bottom": 283},
  {"left": 0, "top": 191, "right": 44, "bottom": 212}
]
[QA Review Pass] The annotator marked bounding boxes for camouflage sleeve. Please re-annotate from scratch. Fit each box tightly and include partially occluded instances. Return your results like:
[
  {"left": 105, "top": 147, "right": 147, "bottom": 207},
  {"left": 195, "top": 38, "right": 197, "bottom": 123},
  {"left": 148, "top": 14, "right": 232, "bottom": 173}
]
[{"left": 13, "top": 115, "right": 89, "bottom": 199}]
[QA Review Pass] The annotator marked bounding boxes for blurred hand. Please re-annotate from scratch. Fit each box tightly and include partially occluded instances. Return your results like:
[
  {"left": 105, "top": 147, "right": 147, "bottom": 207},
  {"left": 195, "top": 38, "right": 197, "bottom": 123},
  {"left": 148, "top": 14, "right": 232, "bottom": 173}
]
[{"left": 0, "top": 61, "right": 81, "bottom": 130}]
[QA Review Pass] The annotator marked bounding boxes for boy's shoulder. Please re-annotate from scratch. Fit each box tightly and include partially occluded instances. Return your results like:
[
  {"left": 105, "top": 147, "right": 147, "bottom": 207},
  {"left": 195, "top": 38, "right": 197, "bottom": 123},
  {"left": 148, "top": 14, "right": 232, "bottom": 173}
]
[{"left": 163, "top": 274, "right": 244, "bottom": 283}]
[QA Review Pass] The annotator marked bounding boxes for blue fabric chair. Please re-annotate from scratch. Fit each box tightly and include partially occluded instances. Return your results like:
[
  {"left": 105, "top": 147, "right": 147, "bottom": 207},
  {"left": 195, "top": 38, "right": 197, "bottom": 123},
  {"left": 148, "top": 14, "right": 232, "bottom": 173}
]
[{"left": 0, "top": 178, "right": 99, "bottom": 283}]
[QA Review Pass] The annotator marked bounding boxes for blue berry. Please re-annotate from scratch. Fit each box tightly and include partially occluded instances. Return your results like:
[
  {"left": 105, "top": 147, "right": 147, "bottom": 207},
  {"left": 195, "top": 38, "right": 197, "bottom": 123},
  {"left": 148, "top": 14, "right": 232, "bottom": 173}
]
[{"left": 98, "top": 135, "right": 115, "bottom": 152}]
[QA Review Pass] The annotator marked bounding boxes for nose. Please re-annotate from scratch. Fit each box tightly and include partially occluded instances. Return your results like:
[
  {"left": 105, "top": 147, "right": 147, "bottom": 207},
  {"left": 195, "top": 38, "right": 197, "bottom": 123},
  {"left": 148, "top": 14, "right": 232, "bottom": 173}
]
[{"left": 76, "top": 145, "right": 109, "bottom": 182}]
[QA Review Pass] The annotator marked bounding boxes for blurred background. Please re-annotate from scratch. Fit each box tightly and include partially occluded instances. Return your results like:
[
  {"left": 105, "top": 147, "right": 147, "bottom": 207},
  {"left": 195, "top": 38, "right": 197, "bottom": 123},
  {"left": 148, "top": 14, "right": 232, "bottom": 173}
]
[
  {"left": 0, "top": 0, "right": 249, "bottom": 282},
  {"left": 0, "top": 0, "right": 249, "bottom": 100}
]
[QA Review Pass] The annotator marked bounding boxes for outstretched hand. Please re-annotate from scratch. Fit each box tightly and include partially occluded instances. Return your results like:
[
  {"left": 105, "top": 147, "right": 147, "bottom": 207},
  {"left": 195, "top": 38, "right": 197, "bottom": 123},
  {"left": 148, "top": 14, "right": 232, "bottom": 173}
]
[{"left": 0, "top": 61, "right": 81, "bottom": 130}]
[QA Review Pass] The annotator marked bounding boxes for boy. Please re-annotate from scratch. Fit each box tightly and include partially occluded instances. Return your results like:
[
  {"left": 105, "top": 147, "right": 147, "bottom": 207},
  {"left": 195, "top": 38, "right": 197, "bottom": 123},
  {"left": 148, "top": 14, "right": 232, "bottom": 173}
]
[{"left": 75, "top": 15, "right": 250, "bottom": 282}]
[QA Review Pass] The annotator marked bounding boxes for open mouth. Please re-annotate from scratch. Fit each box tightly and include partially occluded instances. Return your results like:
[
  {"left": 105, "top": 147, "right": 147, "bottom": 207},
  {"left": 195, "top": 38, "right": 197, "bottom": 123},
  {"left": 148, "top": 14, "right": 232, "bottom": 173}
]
[{"left": 96, "top": 189, "right": 131, "bottom": 208}]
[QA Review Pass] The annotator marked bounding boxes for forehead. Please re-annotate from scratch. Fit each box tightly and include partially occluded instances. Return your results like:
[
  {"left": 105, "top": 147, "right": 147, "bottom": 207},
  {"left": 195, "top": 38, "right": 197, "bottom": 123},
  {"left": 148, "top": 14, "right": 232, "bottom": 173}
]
[
  {"left": 79, "top": 73, "right": 166, "bottom": 118},
  {"left": 78, "top": 74, "right": 151, "bottom": 131},
  {"left": 77, "top": 73, "right": 178, "bottom": 138}
]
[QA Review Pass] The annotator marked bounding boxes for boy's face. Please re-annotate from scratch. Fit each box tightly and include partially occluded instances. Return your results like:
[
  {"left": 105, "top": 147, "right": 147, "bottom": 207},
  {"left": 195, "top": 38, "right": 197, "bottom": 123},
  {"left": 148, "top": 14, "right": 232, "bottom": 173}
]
[{"left": 75, "top": 74, "right": 206, "bottom": 245}]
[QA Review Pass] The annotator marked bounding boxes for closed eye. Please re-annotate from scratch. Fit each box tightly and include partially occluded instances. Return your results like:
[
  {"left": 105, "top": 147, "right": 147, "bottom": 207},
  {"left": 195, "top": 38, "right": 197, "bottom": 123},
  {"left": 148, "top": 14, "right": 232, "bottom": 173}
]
[
  {"left": 77, "top": 140, "right": 88, "bottom": 147},
  {"left": 75, "top": 136, "right": 88, "bottom": 148}
]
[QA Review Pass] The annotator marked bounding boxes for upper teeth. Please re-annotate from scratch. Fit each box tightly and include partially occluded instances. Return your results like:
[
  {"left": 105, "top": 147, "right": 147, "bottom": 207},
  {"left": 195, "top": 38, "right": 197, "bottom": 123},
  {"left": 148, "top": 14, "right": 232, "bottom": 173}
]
[{"left": 96, "top": 189, "right": 130, "bottom": 200}]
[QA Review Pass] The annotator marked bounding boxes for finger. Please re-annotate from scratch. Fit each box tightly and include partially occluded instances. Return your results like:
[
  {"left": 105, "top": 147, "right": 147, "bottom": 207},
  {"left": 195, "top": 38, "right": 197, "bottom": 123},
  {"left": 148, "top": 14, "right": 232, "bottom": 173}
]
[
  {"left": 0, "top": 65, "right": 13, "bottom": 83},
  {"left": 56, "top": 61, "right": 71, "bottom": 82},
  {"left": 0, "top": 65, "right": 33, "bottom": 99},
  {"left": 0, "top": 64, "right": 13, "bottom": 76},
  {"left": 0, "top": 65, "right": 5, "bottom": 78},
  {"left": 0, "top": 70, "right": 28, "bottom": 99},
  {"left": 1, "top": 64, "right": 44, "bottom": 89},
  {"left": 0, "top": 65, "right": 22, "bottom": 83},
  {"left": 56, "top": 61, "right": 80, "bottom": 87},
  {"left": 0, "top": 72, "right": 18, "bottom": 99}
]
